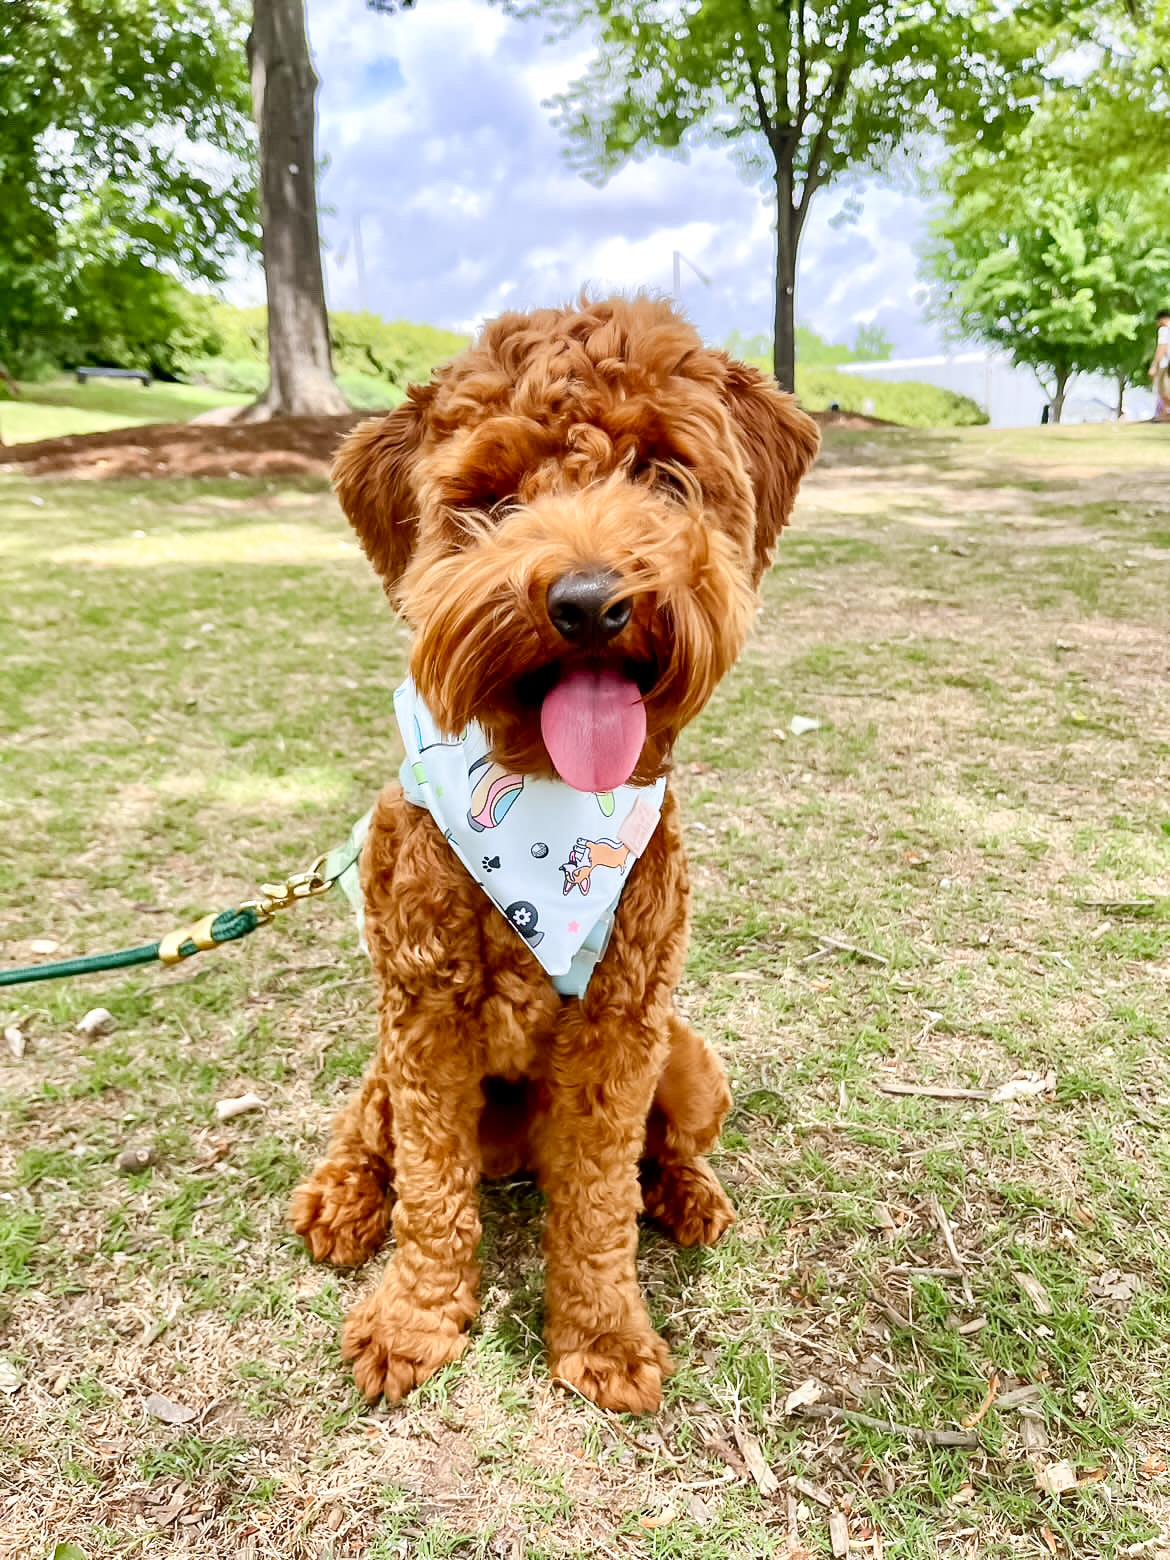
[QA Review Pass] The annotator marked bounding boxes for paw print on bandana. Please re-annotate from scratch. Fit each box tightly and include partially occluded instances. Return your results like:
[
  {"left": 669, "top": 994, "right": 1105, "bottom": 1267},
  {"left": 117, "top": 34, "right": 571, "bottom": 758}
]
[{"left": 482, "top": 856, "right": 501, "bottom": 872}]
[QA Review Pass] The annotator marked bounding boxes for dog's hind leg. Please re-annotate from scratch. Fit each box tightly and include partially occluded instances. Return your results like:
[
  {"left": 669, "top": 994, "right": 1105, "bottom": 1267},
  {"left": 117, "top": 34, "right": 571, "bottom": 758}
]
[
  {"left": 640, "top": 1014, "right": 735, "bottom": 1247},
  {"left": 290, "top": 1070, "right": 396, "bottom": 1269}
]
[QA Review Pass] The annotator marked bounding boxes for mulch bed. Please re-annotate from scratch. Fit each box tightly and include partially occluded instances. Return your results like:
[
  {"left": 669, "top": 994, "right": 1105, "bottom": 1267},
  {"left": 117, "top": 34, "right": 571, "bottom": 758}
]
[
  {"left": 0, "top": 413, "right": 372, "bottom": 481},
  {"left": 0, "top": 407, "right": 888, "bottom": 482}
]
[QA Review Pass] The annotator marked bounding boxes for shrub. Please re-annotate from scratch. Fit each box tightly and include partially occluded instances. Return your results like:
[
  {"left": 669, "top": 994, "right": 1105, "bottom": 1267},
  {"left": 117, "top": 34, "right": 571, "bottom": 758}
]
[
  {"left": 186, "top": 302, "right": 467, "bottom": 402},
  {"left": 729, "top": 336, "right": 986, "bottom": 427},
  {"left": 795, "top": 367, "right": 987, "bottom": 427},
  {"left": 186, "top": 355, "right": 268, "bottom": 395}
]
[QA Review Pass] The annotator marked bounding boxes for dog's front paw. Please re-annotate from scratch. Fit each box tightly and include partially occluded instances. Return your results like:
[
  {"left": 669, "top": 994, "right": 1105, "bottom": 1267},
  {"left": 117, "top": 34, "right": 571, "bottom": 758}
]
[
  {"left": 342, "top": 1291, "right": 471, "bottom": 1404},
  {"left": 290, "top": 1155, "right": 392, "bottom": 1268},
  {"left": 641, "top": 1157, "right": 735, "bottom": 1247},
  {"left": 551, "top": 1327, "right": 674, "bottom": 1414}
]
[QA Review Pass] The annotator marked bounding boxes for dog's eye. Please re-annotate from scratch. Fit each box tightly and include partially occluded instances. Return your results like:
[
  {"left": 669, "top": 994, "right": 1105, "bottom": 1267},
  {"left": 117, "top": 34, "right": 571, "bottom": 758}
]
[
  {"left": 653, "top": 467, "right": 690, "bottom": 504},
  {"left": 449, "top": 493, "right": 515, "bottom": 526}
]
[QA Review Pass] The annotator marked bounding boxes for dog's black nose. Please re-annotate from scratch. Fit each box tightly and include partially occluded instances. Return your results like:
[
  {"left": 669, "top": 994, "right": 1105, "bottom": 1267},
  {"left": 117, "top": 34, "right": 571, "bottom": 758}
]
[{"left": 546, "top": 569, "right": 631, "bottom": 647}]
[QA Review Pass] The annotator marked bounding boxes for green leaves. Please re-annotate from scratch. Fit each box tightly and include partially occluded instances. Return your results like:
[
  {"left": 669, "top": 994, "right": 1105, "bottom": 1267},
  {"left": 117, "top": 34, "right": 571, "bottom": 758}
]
[
  {"left": 517, "top": 0, "right": 1067, "bottom": 383},
  {"left": 0, "top": 0, "right": 255, "bottom": 373},
  {"left": 543, "top": 0, "right": 1051, "bottom": 197},
  {"left": 922, "top": 0, "right": 1170, "bottom": 404},
  {"left": 925, "top": 138, "right": 1170, "bottom": 403}
]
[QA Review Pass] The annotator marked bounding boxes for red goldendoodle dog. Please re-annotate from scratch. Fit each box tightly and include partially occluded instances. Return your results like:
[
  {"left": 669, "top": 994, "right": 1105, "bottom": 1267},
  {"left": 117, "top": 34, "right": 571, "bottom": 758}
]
[{"left": 290, "top": 295, "right": 819, "bottom": 1413}]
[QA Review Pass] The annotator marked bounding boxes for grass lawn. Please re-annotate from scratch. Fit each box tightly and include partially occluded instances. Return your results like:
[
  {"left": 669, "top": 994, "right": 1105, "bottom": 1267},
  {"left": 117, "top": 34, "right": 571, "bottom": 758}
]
[
  {"left": 1, "top": 423, "right": 1168, "bottom": 1559},
  {"left": 0, "top": 378, "right": 248, "bottom": 445}
]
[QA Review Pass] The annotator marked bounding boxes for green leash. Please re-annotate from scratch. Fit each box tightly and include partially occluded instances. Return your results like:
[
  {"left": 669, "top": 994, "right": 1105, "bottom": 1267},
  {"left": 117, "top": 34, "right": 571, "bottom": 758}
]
[{"left": 0, "top": 812, "right": 371, "bottom": 990}]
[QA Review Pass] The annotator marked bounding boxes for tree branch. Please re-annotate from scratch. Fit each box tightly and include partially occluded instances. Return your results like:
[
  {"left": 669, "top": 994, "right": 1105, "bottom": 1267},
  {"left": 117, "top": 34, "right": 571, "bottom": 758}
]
[
  {"left": 798, "top": 5, "right": 861, "bottom": 222},
  {"left": 740, "top": 3, "right": 774, "bottom": 142},
  {"left": 795, "top": 0, "right": 808, "bottom": 126}
]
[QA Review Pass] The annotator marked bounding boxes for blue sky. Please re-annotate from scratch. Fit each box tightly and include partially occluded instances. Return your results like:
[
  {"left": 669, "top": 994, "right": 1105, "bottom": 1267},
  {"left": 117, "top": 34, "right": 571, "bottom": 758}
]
[{"left": 293, "top": 0, "right": 941, "bottom": 357}]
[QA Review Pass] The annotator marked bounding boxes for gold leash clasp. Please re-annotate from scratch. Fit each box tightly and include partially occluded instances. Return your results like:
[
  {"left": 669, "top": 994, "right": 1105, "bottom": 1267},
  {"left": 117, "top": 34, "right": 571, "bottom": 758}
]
[{"left": 242, "top": 853, "right": 334, "bottom": 924}]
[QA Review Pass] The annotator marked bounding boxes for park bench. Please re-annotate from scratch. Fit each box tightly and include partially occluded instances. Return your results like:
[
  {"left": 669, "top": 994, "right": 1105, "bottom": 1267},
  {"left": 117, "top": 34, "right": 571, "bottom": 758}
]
[{"left": 75, "top": 366, "right": 152, "bottom": 387}]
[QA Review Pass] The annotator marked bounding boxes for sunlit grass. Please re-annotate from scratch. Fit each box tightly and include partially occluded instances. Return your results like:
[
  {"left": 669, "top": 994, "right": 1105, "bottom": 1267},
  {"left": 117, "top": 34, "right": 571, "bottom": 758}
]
[{"left": 0, "top": 375, "right": 247, "bottom": 444}]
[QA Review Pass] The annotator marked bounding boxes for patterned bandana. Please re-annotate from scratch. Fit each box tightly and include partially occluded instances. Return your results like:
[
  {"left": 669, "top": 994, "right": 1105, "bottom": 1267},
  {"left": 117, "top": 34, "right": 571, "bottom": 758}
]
[{"left": 394, "top": 678, "right": 665, "bottom": 998}]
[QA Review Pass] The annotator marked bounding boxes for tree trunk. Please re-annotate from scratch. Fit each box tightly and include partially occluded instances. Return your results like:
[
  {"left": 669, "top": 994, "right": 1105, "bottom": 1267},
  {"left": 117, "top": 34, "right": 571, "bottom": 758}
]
[
  {"left": 771, "top": 157, "right": 798, "bottom": 394},
  {"left": 1050, "top": 369, "right": 1071, "bottom": 425},
  {"left": 241, "top": 0, "right": 348, "bottom": 420},
  {"left": 1115, "top": 373, "right": 1126, "bottom": 420}
]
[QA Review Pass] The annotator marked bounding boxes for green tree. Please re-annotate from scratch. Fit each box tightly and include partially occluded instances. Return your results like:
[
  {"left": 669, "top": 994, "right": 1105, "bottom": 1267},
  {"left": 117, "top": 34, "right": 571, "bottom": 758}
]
[
  {"left": 1013, "top": 1, "right": 1170, "bottom": 188},
  {"left": 924, "top": 160, "right": 1169, "bottom": 421},
  {"left": 852, "top": 324, "right": 893, "bottom": 363},
  {"left": 727, "top": 322, "right": 889, "bottom": 367},
  {"left": 0, "top": 0, "right": 256, "bottom": 374},
  {"left": 927, "top": 2, "right": 1170, "bottom": 418},
  {"left": 501, "top": 0, "right": 1055, "bottom": 392}
]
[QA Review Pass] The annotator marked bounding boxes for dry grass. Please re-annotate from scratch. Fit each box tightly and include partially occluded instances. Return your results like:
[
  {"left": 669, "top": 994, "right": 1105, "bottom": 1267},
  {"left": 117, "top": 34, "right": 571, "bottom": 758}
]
[{"left": 2, "top": 423, "right": 1169, "bottom": 1559}]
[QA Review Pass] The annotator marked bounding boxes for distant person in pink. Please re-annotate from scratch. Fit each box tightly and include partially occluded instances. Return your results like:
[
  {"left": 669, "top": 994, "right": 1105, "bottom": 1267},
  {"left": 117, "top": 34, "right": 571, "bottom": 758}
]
[{"left": 1150, "top": 309, "right": 1170, "bottom": 421}]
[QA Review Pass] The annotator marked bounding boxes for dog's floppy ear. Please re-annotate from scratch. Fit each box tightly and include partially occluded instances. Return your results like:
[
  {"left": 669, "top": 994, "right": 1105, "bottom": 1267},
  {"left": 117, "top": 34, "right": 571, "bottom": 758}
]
[
  {"left": 721, "top": 360, "right": 820, "bottom": 585},
  {"left": 332, "top": 386, "right": 433, "bottom": 592}
]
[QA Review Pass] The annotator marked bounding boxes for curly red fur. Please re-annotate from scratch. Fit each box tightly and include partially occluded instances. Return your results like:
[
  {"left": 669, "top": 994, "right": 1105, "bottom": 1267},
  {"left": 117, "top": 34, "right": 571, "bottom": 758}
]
[{"left": 291, "top": 295, "right": 819, "bottom": 1413}]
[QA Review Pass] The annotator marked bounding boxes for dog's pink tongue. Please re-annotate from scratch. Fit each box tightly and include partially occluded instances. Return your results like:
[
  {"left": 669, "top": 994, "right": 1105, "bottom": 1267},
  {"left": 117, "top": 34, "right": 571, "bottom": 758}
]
[{"left": 540, "top": 667, "right": 647, "bottom": 793}]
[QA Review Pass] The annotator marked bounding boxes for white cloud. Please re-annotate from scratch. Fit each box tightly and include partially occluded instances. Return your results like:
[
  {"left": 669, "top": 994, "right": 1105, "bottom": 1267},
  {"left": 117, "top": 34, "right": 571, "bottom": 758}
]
[{"left": 296, "top": 0, "right": 940, "bottom": 357}]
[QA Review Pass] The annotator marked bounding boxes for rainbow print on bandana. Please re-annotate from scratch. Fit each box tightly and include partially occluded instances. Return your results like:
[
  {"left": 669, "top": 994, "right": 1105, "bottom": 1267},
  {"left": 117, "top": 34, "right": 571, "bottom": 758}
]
[{"left": 466, "top": 758, "right": 525, "bottom": 832}]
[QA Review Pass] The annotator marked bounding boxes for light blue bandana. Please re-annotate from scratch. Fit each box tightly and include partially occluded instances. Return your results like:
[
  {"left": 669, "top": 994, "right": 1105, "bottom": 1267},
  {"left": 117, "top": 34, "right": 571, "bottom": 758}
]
[{"left": 394, "top": 678, "right": 665, "bottom": 998}]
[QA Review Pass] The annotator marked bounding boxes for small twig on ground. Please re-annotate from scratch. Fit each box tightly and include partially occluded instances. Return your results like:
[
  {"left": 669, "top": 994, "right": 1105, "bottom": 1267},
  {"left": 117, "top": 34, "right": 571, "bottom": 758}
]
[
  {"left": 1036, "top": 950, "right": 1074, "bottom": 970},
  {"left": 929, "top": 1196, "right": 974, "bottom": 1304},
  {"left": 1076, "top": 898, "right": 1158, "bottom": 914},
  {"left": 929, "top": 1197, "right": 965, "bottom": 1269},
  {"left": 550, "top": 1377, "right": 683, "bottom": 1467},
  {"left": 786, "top": 1490, "right": 800, "bottom": 1550},
  {"left": 791, "top": 1403, "right": 980, "bottom": 1450},
  {"left": 265, "top": 961, "right": 346, "bottom": 979},
  {"left": 877, "top": 1081, "right": 991, "bottom": 1101},
  {"left": 876, "top": 1300, "right": 923, "bottom": 1335},
  {"left": 789, "top": 1475, "right": 833, "bottom": 1508},
  {"left": 802, "top": 935, "right": 889, "bottom": 967},
  {"left": 808, "top": 687, "right": 897, "bottom": 699},
  {"left": 887, "top": 1265, "right": 966, "bottom": 1279},
  {"left": 140, "top": 1301, "right": 182, "bottom": 1349}
]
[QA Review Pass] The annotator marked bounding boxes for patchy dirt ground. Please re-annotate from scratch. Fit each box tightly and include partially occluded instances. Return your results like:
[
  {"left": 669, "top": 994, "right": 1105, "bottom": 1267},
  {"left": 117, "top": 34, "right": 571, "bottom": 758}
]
[
  {"left": 0, "top": 408, "right": 888, "bottom": 481},
  {"left": 2, "top": 422, "right": 1168, "bottom": 1559}
]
